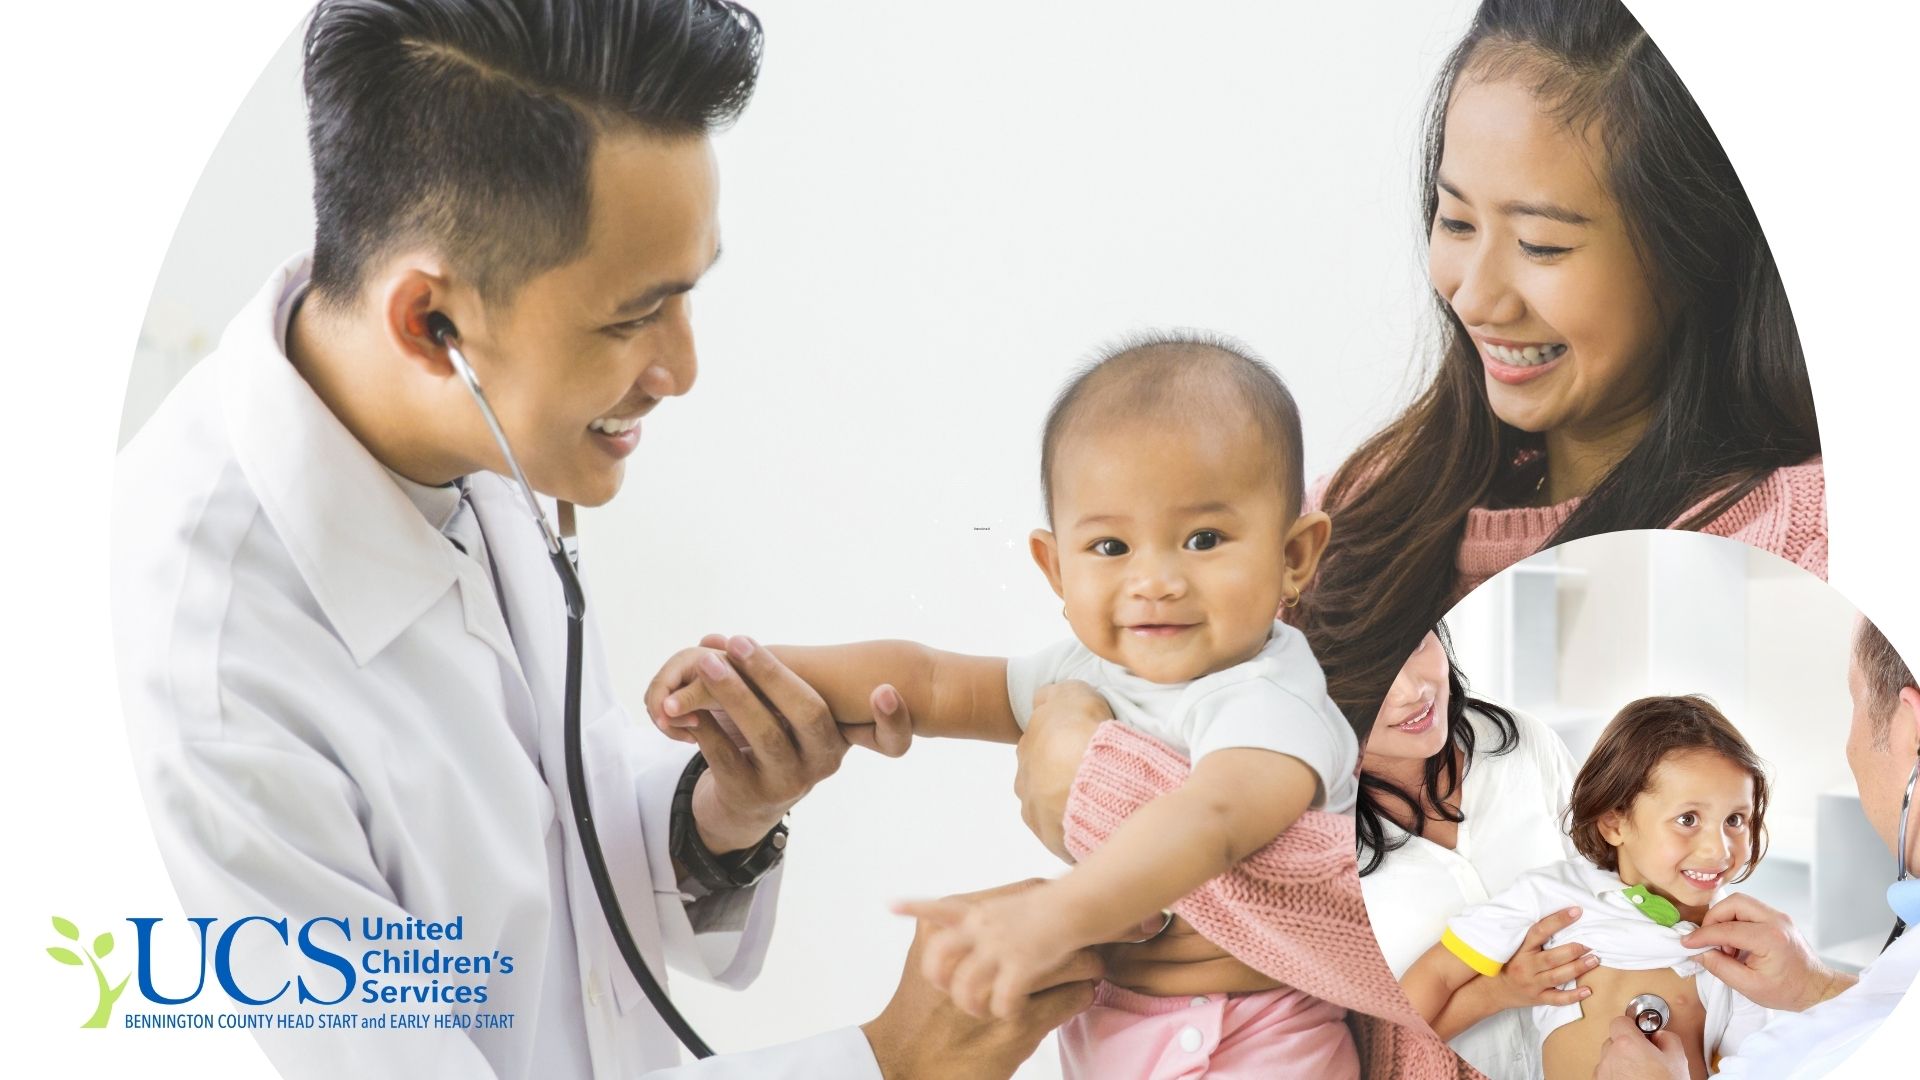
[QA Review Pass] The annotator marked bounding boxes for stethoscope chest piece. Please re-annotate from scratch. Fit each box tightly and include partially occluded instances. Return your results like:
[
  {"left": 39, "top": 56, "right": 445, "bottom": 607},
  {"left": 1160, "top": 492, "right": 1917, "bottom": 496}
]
[{"left": 1625, "top": 993, "right": 1670, "bottom": 1035}]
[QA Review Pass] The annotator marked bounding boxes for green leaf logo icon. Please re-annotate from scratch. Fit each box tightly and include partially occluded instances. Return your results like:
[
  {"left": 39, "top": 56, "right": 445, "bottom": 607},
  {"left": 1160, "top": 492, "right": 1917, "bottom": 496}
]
[{"left": 47, "top": 916, "right": 129, "bottom": 1027}]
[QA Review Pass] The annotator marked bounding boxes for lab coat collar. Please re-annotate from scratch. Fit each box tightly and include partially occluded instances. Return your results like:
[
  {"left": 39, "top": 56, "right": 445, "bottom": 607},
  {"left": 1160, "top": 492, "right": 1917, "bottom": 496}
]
[{"left": 217, "top": 254, "right": 462, "bottom": 666}]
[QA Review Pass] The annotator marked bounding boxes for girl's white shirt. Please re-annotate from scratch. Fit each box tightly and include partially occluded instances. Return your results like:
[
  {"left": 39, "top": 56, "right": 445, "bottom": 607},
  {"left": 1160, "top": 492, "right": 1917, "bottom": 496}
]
[{"left": 1360, "top": 704, "right": 1579, "bottom": 1080}]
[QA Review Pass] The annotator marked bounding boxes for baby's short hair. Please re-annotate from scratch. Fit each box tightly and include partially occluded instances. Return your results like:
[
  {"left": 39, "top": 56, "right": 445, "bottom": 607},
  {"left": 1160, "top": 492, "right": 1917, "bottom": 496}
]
[
  {"left": 1039, "top": 330, "right": 1304, "bottom": 520},
  {"left": 1565, "top": 695, "right": 1770, "bottom": 882}
]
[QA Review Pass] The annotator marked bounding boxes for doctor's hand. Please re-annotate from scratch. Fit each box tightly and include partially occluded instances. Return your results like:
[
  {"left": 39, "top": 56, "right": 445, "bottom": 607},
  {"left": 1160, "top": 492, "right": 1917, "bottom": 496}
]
[
  {"left": 864, "top": 880, "right": 1101, "bottom": 1080},
  {"left": 1014, "top": 680, "right": 1114, "bottom": 861},
  {"left": 1684, "top": 892, "right": 1855, "bottom": 1012},
  {"left": 644, "top": 634, "right": 907, "bottom": 854},
  {"left": 1593, "top": 1015, "right": 1688, "bottom": 1080}
]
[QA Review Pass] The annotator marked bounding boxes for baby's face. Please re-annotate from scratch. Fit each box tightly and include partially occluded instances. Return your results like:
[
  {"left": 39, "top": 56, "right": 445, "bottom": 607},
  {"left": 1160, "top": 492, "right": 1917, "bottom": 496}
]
[
  {"left": 1036, "top": 421, "right": 1291, "bottom": 684},
  {"left": 1604, "top": 750, "right": 1756, "bottom": 921}
]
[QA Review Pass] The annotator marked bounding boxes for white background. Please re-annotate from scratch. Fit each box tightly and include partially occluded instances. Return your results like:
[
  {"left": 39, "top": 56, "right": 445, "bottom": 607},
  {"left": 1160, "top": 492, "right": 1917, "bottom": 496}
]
[{"left": 4, "top": 1, "right": 1917, "bottom": 1076}]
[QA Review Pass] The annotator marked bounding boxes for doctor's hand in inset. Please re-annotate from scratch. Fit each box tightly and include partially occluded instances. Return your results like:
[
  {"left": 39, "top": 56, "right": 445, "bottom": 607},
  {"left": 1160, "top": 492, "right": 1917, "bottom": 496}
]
[
  {"left": 864, "top": 879, "right": 1102, "bottom": 1080},
  {"left": 1593, "top": 1015, "right": 1688, "bottom": 1080},
  {"left": 644, "top": 633, "right": 912, "bottom": 855},
  {"left": 1683, "top": 892, "right": 1855, "bottom": 1013}
]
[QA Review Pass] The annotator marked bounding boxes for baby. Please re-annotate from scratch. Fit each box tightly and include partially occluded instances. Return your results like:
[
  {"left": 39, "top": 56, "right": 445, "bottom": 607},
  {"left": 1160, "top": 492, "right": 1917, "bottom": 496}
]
[
  {"left": 651, "top": 333, "right": 1360, "bottom": 1077},
  {"left": 1401, "top": 696, "right": 1771, "bottom": 1080}
]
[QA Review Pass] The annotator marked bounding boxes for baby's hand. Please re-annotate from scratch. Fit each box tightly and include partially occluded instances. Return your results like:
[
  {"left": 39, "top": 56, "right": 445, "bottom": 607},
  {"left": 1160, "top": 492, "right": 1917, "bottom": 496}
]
[
  {"left": 642, "top": 638, "right": 739, "bottom": 746},
  {"left": 892, "top": 888, "right": 1080, "bottom": 1020}
]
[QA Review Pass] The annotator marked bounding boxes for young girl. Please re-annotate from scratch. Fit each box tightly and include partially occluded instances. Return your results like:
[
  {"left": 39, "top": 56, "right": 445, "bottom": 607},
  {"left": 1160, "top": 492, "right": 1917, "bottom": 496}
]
[
  {"left": 1400, "top": 696, "right": 1771, "bottom": 1080},
  {"left": 651, "top": 333, "right": 1361, "bottom": 1078}
]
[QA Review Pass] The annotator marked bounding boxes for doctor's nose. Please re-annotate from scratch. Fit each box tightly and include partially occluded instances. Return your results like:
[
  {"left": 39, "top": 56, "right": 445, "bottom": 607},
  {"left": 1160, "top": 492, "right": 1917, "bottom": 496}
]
[{"left": 639, "top": 304, "right": 699, "bottom": 400}]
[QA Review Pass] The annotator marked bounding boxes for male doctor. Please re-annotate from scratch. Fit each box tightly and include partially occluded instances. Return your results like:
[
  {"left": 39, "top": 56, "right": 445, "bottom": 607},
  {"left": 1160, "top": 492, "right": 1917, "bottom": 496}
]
[
  {"left": 111, "top": 1, "right": 1096, "bottom": 1076},
  {"left": 1595, "top": 618, "right": 1920, "bottom": 1078}
]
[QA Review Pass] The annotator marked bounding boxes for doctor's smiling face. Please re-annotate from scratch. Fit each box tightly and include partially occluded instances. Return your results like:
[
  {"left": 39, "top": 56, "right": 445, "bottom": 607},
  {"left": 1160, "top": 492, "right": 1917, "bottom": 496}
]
[
  {"left": 1428, "top": 66, "right": 1668, "bottom": 450},
  {"left": 434, "top": 130, "right": 721, "bottom": 508}
]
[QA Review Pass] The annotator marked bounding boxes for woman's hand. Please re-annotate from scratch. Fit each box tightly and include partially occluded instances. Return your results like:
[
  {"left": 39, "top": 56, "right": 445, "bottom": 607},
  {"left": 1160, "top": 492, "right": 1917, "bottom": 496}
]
[
  {"left": 1013, "top": 680, "right": 1113, "bottom": 861},
  {"left": 1102, "top": 914, "right": 1282, "bottom": 997}
]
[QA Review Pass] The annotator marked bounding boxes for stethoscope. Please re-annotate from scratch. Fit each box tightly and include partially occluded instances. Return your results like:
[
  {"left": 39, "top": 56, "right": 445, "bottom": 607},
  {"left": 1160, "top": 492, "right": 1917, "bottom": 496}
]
[
  {"left": 1885, "top": 751, "right": 1919, "bottom": 950},
  {"left": 429, "top": 314, "right": 716, "bottom": 1059}
]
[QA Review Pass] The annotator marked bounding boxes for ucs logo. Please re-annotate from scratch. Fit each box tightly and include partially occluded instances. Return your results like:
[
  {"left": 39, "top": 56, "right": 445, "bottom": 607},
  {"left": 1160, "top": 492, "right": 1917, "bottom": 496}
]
[{"left": 45, "top": 916, "right": 128, "bottom": 1028}]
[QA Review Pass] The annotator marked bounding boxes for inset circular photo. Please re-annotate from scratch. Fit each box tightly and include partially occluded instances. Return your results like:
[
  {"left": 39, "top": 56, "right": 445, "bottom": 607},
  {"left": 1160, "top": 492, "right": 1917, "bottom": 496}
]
[{"left": 1359, "top": 530, "right": 1918, "bottom": 1079}]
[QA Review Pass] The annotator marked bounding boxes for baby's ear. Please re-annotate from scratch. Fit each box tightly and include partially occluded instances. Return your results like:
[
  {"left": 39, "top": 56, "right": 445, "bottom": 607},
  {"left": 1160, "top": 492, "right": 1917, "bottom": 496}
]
[{"left": 1029, "top": 529, "right": 1065, "bottom": 599}]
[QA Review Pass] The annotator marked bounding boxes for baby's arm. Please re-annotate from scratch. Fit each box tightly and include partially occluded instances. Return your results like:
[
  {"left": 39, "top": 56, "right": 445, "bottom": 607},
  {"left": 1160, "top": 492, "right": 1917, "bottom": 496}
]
[
  {"left": 649, "top": 640, "right": 1022, "bottom": 745},
  {"left": 1042, "top": 747, "right": 1317, "bottom": 941},
  {"left": 898, "top": 748, "right": 1318, "bottom": 1018}
]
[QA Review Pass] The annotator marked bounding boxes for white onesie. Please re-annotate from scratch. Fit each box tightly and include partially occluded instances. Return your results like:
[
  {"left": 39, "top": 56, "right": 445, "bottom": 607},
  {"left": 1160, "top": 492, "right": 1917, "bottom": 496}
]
[
  {"left": 1005, "top": 619, "right": 1358, "bottom": 812},
  {"left": 1442, "top": 858, "right": 1770, "bottom": 1061}
]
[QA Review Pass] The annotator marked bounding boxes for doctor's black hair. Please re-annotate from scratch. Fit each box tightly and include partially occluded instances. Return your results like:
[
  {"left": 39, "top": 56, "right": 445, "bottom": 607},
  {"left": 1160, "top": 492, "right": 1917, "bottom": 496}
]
[
  {"left": 1354, "top": 623, "right": 1519, "bottom": 877},
  {"left": 302, "top": 0, "right": 761, "bottom": 309}
]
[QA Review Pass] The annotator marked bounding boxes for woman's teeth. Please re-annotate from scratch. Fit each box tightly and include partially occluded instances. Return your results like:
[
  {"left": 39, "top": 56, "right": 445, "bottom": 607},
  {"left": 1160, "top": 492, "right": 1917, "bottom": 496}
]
[
  {"left": 589, "top": 416, "right": 641, "bottom": 435},
  {"left": 1485, "top": 342, "right": 1568, "bottom": 367}
]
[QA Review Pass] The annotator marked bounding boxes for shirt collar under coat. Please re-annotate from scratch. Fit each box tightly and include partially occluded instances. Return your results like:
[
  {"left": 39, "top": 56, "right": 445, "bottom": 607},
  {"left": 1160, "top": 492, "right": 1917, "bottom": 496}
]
[{"left": 217, "top": 253, "right": 465, "bottom": 666}]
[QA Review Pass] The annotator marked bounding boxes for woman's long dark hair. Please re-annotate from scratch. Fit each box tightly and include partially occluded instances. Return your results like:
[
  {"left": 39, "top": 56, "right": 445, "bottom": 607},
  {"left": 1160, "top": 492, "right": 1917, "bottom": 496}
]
[
  {"left": 1357, "top": 623, "right": 1519, "bottom": 876},
  {"left": 1299, "top": 0, "right": 1818, "bottom": 735}
]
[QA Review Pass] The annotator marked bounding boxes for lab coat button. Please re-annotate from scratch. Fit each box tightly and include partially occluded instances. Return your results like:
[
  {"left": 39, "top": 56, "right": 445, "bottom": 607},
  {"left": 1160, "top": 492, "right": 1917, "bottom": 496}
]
[{"left": 1178, "top": 1025, "right": 1202, "bottom": 1053}]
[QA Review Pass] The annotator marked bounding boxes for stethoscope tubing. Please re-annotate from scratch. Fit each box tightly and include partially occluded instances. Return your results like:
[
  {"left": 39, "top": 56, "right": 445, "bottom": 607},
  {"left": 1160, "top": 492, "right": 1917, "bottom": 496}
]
[{"left": 436, "top": 321, "right": 714, "bottom": 1059}]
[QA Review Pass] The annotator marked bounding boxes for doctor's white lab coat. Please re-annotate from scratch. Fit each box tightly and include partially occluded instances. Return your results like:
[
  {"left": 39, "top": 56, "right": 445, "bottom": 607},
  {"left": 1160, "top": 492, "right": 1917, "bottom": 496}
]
[{"left": 111, "top": 256, "right": 882, "bottom": 1079}]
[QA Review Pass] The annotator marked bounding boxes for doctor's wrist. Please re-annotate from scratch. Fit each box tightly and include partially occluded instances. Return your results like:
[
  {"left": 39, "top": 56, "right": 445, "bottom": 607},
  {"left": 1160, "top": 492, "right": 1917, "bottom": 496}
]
[{"left": 689, "top": 767, "right": 790, "bottom": 855}]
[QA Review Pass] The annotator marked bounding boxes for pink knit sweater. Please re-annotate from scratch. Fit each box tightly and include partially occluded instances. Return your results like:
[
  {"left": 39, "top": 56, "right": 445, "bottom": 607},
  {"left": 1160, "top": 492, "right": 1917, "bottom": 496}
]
[
  {"left": 1066, "top": 723, "right": 1475, "bottom": 1080},
  {"left": 1454, "top": 459, "right": 1827, "bottom": 597}
]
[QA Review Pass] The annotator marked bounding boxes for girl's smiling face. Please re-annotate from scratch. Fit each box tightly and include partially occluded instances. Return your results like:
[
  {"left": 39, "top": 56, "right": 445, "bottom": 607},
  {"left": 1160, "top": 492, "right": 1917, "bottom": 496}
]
[
  {"left": 1427, "top": 69, "right": 1669, "bottom": 447},
  {"left": 1599, "top": 749, "right": 1757, "bottom": 923}
]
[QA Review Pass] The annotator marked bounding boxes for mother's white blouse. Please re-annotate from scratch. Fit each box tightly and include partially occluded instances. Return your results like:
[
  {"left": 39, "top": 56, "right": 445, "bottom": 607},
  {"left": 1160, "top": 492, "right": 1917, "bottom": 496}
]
[{"left": 1361, "top": 705, "right": 1579, "bottom": 1080}]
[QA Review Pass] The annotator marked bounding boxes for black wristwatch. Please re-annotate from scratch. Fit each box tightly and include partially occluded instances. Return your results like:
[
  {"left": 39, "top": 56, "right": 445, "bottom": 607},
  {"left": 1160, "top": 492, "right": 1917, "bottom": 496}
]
[{"left": 669, "top": 754, "right": 788, "bottom": 891}]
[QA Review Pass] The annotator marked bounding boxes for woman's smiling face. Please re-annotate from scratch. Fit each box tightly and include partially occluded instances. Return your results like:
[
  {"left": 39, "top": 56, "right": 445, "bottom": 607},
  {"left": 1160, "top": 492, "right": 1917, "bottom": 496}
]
[
  {"left": 1366, "top": 631, "right": 1453, "bottom": 765},
  {"left": 1427, "top": 69, "right": 1669, "bottom": 445}
]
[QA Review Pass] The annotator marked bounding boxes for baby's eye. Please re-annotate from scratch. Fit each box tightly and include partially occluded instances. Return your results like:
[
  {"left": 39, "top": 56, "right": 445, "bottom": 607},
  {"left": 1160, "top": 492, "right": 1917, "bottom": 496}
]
[
  {"left": 1726, "top": 813, "right": 1746, "bottom": 830},
  {"left": 1675, "top": 812, "right": 1698, "bottom": 828},
  {"left": 1091, "top": 538, "right": 1129, "bottom": 557},
  {"left": 1184, "top": 530, "right": 1223, "bottom": 552}
]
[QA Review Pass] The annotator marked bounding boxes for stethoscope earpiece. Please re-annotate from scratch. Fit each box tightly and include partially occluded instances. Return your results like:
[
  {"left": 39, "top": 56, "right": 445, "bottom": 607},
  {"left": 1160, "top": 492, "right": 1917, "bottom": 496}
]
[{"left": 426, "top": 311, "right": 457, "bottom": 346}]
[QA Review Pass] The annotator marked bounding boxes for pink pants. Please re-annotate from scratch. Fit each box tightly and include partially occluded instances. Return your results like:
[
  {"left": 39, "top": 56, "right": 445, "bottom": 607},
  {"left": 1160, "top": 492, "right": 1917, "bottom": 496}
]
[{"left": 1058, "top": 981, "right": 1359, "bottom": 1080}]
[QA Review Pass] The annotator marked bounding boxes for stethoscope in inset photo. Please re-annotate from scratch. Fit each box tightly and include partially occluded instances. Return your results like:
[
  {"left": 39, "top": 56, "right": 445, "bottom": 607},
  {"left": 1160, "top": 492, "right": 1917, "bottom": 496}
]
[{"left": 429, "top": 314, "right": 716, "bottom": 1059}]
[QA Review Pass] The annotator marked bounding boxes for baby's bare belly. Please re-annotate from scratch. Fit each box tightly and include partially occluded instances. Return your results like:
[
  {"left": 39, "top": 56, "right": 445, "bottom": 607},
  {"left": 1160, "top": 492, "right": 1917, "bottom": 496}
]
[{"left": 1542, "top": 965, "right": 1708, "bottom": 1080}]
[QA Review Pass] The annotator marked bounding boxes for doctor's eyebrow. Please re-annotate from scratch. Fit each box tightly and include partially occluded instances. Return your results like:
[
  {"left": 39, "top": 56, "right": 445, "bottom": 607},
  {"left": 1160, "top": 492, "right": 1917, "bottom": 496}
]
[
  {"left": 1436, "top": 177, "right": 1592, "bottom": 227},
  {"left": 609, "top": 243, "right": 723, "bottom": 318}
]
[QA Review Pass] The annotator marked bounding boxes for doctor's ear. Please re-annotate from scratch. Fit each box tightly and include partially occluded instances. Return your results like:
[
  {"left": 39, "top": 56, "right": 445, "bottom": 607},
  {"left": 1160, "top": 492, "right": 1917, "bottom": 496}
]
[
  {"left": 1029, "top": 529, "right": 1064, "bottom": 600},
  {"left": 1896, "top": 686, "right": 1920, "bottom": 754},
  {"left": 381, "top": 266, "right": 462, "bottom": 377}
]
